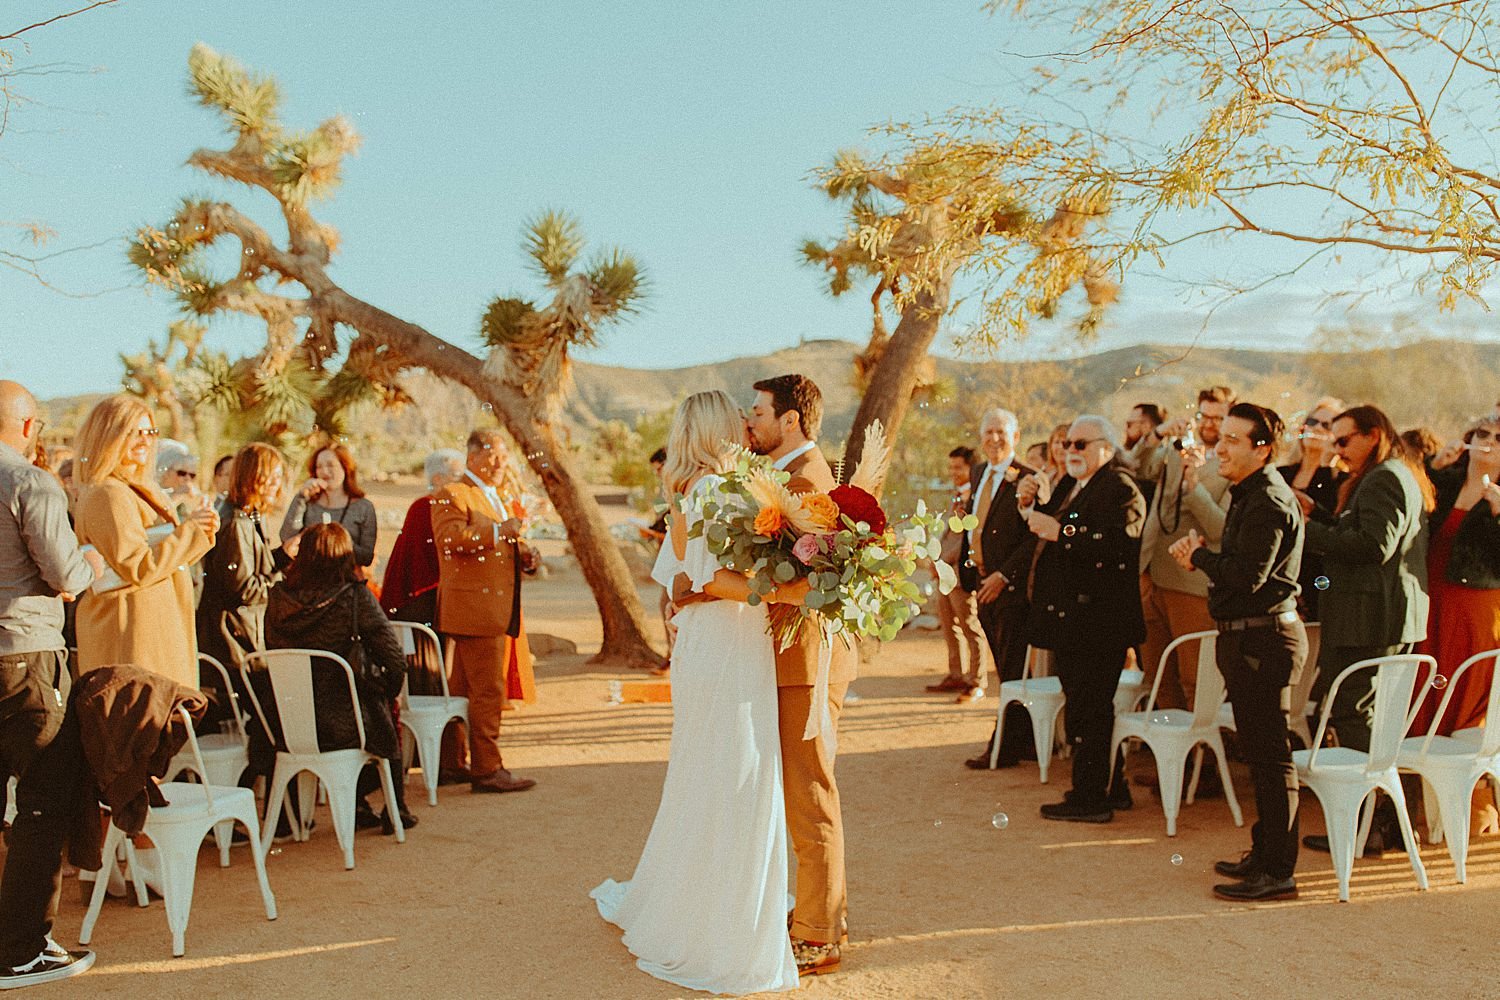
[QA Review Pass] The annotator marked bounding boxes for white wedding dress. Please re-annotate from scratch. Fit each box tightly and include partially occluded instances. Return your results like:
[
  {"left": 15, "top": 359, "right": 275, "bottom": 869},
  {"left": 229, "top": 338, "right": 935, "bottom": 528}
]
[{"left": 591, "top": 475, "right": 798, "bottom": 995}]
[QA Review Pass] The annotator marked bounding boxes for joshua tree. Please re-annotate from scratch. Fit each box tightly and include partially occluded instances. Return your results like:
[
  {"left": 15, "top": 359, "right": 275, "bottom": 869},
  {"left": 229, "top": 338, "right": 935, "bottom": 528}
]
[
  {"left": 129, "top": 45, "right": 660, "bottom": 667},
  {"left": 804, "top": 148, "right": 1115, "bottom": 480}
]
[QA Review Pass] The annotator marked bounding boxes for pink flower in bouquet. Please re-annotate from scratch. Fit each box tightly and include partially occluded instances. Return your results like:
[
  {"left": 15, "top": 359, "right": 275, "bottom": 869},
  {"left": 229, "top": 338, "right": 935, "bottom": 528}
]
[{"left": 792, "top": 533, "right": 822, "bottom": 565}]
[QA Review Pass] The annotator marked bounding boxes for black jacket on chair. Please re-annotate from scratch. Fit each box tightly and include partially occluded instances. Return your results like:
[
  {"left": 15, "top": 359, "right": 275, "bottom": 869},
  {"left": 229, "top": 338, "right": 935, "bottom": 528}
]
[
  {"left": 957, "top": 460, "right": 1038, "bottom": 606},
  {"left": 1027, "top": 465, "right": 1147, "bottom": 652}
]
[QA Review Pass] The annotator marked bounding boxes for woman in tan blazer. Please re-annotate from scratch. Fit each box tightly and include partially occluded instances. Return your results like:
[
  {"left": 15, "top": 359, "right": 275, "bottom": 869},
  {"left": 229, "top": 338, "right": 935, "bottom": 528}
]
[{"left": 72, "top": 396, "right": 218, "bottom": 687}]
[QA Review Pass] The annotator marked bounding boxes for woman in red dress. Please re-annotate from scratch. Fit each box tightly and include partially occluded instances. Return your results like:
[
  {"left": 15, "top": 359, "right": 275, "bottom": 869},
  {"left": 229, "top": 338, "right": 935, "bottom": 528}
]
[{"left": 1412, "top": 414, "right": 1500, "bottom": 735}]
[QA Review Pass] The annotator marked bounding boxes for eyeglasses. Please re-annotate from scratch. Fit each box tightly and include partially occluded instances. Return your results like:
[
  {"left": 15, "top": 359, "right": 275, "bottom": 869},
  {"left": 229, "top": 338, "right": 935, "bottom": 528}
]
[
  {"left": 1473, "top": 428, "right": 1497, "bottom": 442},
  {"left": 1196, "top": 413, "right": 1224, "bottom": 424},
  {"left": 1302, "top": 416, "right": 1332, "bottom": 429},
  {"left": 1063, "top": 437, "right": 1105, "bottom": 452},
  {"left": 1333, "top": 433, "right": 1359, "bottom": 449},
  {"left": 174, "top": 470, "right": 197, "bottom": 480}
]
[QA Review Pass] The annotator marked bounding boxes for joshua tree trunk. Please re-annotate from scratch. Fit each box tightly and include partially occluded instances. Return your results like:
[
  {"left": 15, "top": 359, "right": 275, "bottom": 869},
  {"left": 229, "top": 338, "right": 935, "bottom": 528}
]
[
  {"left": 842, "top": 270, "right": 954, "bottom": 485},
  {"left": 323, "top": 290, "right": 661, "bottom": 667}
]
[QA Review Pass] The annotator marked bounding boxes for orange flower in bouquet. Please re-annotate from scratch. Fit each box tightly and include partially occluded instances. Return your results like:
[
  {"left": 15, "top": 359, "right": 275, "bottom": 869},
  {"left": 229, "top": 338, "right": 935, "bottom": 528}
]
[
  {"left": 753, "top": 506, "right": 786, "bottom": 536},
  {"left": 795, "top": 493, "right": 841, "bottom": 533}
]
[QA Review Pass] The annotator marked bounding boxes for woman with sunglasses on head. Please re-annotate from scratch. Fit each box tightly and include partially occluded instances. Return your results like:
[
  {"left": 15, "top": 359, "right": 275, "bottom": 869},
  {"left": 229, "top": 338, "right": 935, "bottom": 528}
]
[
  {"left": 1280, "top": 397, "right": 1346, "bottom": 620},
  {"left": 1299, "top": 404, "right": 1434, "bottom": 856},
  {"left": 1410, "top": 413, "right": 1500, "bottom": 737},
  {"left": 72, "top": 396, "right": 218, "bottom": 687}
]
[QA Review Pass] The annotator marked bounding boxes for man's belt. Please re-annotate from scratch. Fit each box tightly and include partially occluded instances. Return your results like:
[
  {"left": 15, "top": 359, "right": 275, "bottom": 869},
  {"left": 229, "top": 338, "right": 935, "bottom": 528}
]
[{"left": 1216, "top": 610, "right": 1300, "bottom": 632}]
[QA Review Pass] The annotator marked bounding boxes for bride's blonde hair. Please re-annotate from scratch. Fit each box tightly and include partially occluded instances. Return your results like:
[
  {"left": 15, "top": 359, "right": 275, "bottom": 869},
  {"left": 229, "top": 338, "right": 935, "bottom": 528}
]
[{"left": 663, "top": 390, "right": 744, "bottom": 496}]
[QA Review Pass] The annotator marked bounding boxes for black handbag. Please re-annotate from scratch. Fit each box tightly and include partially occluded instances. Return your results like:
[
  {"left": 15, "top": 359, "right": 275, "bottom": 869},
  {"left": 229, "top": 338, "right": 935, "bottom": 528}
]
[{"left": 345, "top": 589, "right": 392, "bottom": 699}]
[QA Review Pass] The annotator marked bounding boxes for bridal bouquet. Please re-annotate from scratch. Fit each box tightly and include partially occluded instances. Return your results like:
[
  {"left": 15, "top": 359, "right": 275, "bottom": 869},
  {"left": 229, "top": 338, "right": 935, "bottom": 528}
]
[{"left": 688, "top": 422, "right": 974, "bottom": 650}]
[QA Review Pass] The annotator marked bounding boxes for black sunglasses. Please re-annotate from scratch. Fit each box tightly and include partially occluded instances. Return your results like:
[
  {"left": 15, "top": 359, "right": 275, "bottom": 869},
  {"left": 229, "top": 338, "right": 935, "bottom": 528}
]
[
  {"left": 1472, "top": 428, "right": 1496, "bottom": 442},
  {"left": 1333, "top": 433, "right": 1360, "bottom": 449},
  {"left": 1063, "top": 437, "right": 1105, "bottom": 452},
  {"left": 1302, "top": 416, "right": 1332, "bottom": 429}
]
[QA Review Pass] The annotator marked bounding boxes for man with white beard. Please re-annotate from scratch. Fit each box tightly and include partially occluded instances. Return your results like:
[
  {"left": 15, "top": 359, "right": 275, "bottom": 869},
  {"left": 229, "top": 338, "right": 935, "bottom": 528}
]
[{"left": 1018, "top": 415, "right": 1147, "bottom": 824}]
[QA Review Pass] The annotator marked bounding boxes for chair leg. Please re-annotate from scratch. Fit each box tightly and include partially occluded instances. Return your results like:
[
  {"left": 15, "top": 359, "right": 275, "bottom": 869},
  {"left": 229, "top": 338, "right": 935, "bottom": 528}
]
[
  {"left": 295, "top": 772, "right": 319, "bottom": 842},
  {"left": 1428, "top": 774, "right": 1474, "bottom": 883},
  {"left": 421, "top": 727, "right": 444, "bottom": 806},
  {"left": 377, "top": 757, "right": 406, "bottom": 844},
  {"left": 1420, "top": 777, "right": 1444, "bottom": 845},
  {"left": 235, "top": 812, "right": 279, "bottom": 921},
  {"left": 1035, "top": 705, "right": 1061, "bottom": 785},
  {"left": 1385, "top": 778, "right": 1429, "bottom": 891},
  {"left": 1354, "top": 794, "right": 1376, "bottom": 857},
  {"left": 78, "top": 826, "right": 124, "bottom": 945},
  {"left": 121, "top": 839, "right": 149, "bottom": 908},
  {"left": 213, "top": 820, "right": 233, "bottom": 868},
  {"left": 155, "top": 831, "right": 198, "bottom": 957},
  {"left": 1155, "top": 746, "right": 1187, "bottom": 837},
  {"left": 1210, "top": 737, "right": 1244, "bottom": 827},
  {"left": 260, "top": 768, "right": 293, "bottom": 861},
  {"left": 1322, "top": 793, "right": 1360, "bottom": 903},
  {"left": 1186, "top": 745, "right": 1205, "bottom": 805},
  {"left": 321, "top": 771, "right": 359, "bottom": 871},
  {"left": 987, "top": 697, "right": 1010, "bottom": 770}
]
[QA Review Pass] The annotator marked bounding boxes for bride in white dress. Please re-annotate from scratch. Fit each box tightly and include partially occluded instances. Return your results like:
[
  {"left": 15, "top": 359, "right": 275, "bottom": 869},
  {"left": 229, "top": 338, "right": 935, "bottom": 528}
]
[{"left": 591, "top": 390, "right": 806, "bottom": 996}]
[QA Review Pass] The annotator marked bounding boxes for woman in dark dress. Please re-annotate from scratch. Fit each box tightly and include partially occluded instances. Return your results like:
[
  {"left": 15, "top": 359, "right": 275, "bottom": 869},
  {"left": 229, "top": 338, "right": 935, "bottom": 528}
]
[{"left": 1279, "top": 397, "right": 1345, "bottom": 620}]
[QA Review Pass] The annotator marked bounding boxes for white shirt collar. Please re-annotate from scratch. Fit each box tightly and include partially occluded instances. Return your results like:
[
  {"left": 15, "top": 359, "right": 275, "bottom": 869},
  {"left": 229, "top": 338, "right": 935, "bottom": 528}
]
[
  {"left": 773, "top": 440, "right": 817, "bottom": 471},
  {"left": 464, "top": 469, "right": 503, "bottom": 508}
]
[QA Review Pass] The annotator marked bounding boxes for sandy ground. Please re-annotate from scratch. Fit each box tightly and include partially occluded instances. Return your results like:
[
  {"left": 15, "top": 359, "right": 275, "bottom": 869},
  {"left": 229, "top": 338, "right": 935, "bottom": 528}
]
[{"left": 15, "top": 534, "right": 1500, "bottom": 999}]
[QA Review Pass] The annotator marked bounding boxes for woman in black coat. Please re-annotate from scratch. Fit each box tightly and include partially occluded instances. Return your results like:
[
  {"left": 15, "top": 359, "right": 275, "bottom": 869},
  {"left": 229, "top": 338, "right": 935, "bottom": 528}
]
[{"left": 263, "top": 522, "right": 415, "bottom": 832}]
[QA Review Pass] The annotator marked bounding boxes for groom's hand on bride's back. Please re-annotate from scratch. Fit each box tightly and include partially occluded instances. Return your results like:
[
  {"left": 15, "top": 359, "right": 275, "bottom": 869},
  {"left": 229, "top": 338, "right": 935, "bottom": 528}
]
[
  {"left": 672, "top": 572, "right": 718, "bottom": 607},
  {"left": 771, "top": 577, "right": 811, "bottom": 606}
]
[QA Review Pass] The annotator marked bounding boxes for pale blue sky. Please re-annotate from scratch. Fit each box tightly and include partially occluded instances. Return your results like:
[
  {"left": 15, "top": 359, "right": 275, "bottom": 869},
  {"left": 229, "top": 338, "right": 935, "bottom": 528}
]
[{"left": 2, "top": 1, "right": 1494, "bottom": 400}]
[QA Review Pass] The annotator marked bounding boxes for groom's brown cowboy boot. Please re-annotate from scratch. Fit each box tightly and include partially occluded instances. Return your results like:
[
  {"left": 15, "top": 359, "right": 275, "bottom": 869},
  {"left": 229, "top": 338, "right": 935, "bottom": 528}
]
[{"left": 791, "top": 938, "right": 840, "bottom": 976}]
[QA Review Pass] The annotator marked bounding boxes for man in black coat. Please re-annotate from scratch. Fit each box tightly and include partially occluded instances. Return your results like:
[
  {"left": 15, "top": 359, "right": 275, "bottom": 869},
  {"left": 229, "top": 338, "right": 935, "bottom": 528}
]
[
  {"left": 956, "top": 408, "right": 1040, "bottom": 768},
  {"left": 1021, "top": 415, "right": 1147, "bottom": 823}
]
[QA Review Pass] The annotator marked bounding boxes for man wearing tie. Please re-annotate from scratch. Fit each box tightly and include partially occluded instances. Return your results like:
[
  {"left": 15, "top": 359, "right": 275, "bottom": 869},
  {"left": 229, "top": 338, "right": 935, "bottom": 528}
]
[
  {"left": 957, "top": 409, "right": 1040, "bottom": 768},
  {"left": 432, "top": 429, "right": 539, "bottom": 794}
]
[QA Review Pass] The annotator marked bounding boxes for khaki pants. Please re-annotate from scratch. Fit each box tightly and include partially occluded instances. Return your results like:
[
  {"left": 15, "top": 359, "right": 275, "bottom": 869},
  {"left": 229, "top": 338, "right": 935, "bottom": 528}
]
[
  {"left": 937, "top": 585, "right": 988, "bottom": 685},
  {"left": 443, "top": 635, "right": 509, "bottom": 777},
  {"left": 778, "top": 681, "right": 848, "bottom": 943},
  {"left": 1138, "top": 574, "right": 1217, "bottom": 710}
]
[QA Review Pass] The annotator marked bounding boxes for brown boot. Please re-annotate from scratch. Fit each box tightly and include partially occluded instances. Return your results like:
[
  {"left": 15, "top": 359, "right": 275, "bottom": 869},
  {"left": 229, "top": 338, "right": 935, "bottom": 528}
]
[{"left": 470, "top": 768, "right": 537, "bottom": 794}]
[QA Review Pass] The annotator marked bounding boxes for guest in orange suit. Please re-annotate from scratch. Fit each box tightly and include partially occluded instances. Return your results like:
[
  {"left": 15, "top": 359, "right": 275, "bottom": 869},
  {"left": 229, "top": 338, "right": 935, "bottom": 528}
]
[{"left": 431, "top": 428, "right": 539, "bottom": 794}]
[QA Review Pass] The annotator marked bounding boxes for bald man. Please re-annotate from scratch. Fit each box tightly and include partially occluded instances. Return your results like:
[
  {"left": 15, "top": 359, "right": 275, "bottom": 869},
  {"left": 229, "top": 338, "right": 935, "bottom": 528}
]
[{"left": 0, "top": 381, "right": 102, "bottom": 987}]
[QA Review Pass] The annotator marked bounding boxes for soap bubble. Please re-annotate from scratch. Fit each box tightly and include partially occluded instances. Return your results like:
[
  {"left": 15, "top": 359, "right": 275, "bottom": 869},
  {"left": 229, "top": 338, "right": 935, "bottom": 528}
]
[
  {"left": 1432, "top": 674, "right": 1449, "bottom": 690},
  {"left": 1313, "top": 576, "right": 1330, "bottom": 591},
  {"left": 991, "top": 812, "right": 1009, "bottom": 830},
  {"left": 269, "top": 848, "right": 283, "bottom": 857},
  {"left": 1170, "top": 853, "right": 1183, "bottom": 866},
  {"left": 933, "top": 819, "right": 943, "bottom": 828}
]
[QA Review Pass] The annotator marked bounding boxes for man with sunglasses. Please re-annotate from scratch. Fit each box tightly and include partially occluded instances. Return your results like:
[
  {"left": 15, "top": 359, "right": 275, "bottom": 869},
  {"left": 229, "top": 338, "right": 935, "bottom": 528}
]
[
  {"left": 1170, "top": 403, "right": 1307, "bottom": 901},
  {"left": 1133, "top": 387, "right": 1235, "bottom": 734},
  {"left": 1021, "top": 416, "right": 1146, "bottom": 823}
]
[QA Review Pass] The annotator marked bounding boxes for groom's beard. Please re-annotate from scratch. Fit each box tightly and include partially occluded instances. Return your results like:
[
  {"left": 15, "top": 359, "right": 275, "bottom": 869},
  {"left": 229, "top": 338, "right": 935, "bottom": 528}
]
[{"left": 747, "top": 430, "right": 774, "bottom": 456}]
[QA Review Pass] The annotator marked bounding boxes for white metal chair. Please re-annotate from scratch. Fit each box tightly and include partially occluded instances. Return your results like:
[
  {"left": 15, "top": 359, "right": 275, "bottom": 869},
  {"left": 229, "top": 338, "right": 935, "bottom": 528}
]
[
  {"left": 166, "top": 653, "right": 251, "bottom": 866},
  {"left": 79, "top": 707, "right": 277, "bottom": 957},
  {"left": 1294, "top": 654, "right": 1434, "bottom": 902},
  {"left": 240, "top": 648, "right": 405, "bottom": 870},
  {"left": 390, "top": 621, "right": 469, "bottom": 806},
  {"left": 988, "top": 647, "right": 1065, "bottom": 780},
  {"left": 1110, "top": 630, "right": 1243, "bottom": 836},
  {"left": 1396, "top": 648, "right": 1500, "bottom": 883},
  {"left": 1212, "top": 620, "right": 1322, "bottom": 739}
]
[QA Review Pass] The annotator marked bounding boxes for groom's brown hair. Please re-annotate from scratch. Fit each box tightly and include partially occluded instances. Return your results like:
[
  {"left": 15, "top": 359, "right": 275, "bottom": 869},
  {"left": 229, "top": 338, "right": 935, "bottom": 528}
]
[{"left": 753, "top": 374, "right": 823, "bottom": 441}]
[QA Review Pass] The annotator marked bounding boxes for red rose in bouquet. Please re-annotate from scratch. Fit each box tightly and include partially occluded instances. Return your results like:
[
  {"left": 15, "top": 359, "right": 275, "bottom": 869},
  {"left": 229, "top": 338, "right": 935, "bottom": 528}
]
[{"left": 828, "top": 484, "right": 886, "bottom": 535}]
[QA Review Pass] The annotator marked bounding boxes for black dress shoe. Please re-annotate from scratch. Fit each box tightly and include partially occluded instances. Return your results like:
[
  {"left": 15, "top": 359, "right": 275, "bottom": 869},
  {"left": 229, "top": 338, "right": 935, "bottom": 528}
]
[
  {"left": 1040, "top": 800, "right": 1113, "bottom": 823},
  {"left": 926, "top": 677, "right": 967, "bottom": 693},
  {"left": 1107, "top": 784, "right": 1134, "bottom": 812},
  {"left": 1302, "top": 827, "right": 1402, "bottom": 858},
  {"left": 1214, "top": 851, "right": 1260, "bottom": 878},
  {"left": 965, "top": 751, "right": 1019, "bottom": 770},
  {"left": 1213, "top": 873, "right": 1297, "bottom": 901}
]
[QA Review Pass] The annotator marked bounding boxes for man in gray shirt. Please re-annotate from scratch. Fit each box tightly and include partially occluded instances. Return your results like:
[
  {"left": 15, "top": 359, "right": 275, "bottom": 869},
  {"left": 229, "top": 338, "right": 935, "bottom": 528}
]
[{"left": 0, "top": 380, "right": 102, "bottom": 989}]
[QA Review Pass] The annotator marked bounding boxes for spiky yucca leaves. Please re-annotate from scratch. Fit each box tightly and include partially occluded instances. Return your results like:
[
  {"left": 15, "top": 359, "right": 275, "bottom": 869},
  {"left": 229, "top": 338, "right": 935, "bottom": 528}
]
[
  {"left": 188, "top": 43, "right": 281, "bottom": 140},
  {"left": 268, "top": 116, "right": 361, "bottom": 204},
  {"left": 481, "top": 214, "right": 645, "bottom": 409}
]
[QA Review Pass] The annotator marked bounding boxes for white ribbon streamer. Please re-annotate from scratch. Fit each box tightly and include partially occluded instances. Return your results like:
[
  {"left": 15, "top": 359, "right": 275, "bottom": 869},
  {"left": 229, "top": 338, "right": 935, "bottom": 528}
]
[{"left": 802, "top": 618, "right": 837, "bottom": 764}]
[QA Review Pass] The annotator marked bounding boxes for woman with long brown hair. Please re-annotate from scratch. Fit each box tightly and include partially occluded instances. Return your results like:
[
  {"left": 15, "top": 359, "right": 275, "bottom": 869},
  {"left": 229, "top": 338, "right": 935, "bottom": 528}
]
[
  {"left": 1280, "top": 396, "right": 1346, "bottom": 619},
  {"left": 279, "top": 443, "right": 378, "bottom": 569},
  {"left": 1300, "top": 403, "right": 1433, "bottom": 855},
  {"left": 197, "top": 443, "right": 298, "bottom": 671},
  {"left": 73, "top": 396, "right": 217, "bottom": 686}
]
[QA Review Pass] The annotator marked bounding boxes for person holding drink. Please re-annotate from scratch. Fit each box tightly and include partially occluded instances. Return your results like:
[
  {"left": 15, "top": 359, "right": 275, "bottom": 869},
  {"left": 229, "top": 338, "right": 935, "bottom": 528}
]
[{"left": 279, "top": 443, "right": 378, "bottom": 571}]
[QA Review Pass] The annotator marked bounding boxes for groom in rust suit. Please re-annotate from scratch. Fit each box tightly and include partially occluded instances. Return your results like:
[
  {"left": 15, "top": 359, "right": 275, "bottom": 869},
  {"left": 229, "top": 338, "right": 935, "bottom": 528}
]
[
  {"left": 672, "top": 374, "right": 854, "bottom": 976},
  {"left": 749, "top": 376, "right": 858, "bottom": 975},
  {"left": 432, "top": 428, "right": 538, "bottom": 794}
]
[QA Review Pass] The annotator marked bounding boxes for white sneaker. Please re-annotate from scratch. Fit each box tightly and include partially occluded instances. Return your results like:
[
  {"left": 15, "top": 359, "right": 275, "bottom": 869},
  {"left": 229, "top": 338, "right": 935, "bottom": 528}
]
[{"left": 0, "top": 947, "right": 95, "bottom": 990}]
